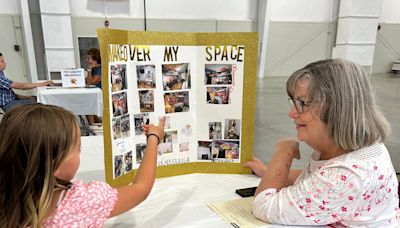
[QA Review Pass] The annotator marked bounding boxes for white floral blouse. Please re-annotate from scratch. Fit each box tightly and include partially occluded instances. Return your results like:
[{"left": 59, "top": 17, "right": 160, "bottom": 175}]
[{"left": 253, "top": 143, "right": 400, "bottom": 227}]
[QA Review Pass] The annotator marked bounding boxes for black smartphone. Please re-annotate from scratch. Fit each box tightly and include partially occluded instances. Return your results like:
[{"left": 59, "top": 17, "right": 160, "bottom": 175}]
[{"left": 235, "top": 187, "right": 257, "bottom": 197}]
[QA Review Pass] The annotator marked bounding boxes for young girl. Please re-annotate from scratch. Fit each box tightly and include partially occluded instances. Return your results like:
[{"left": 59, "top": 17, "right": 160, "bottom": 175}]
[{"left": 0, "top": 104, "right": 165, "bottom": 227}]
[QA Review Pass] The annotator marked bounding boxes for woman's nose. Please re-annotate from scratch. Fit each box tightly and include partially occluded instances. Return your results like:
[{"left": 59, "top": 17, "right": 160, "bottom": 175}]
[{"left": 288, "top": 105, "right": 299, "bottom": 119}]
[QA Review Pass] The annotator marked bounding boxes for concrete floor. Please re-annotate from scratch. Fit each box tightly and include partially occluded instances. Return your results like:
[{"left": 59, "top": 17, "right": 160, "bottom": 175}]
[{"left": 254, "top": 73, "right": 400, "bottom": 172}]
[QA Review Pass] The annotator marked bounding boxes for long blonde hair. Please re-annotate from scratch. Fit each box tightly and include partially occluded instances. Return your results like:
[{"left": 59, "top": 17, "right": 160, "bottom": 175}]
[{"left": 0, "top": 104, "right": 78, "bottom": 227}]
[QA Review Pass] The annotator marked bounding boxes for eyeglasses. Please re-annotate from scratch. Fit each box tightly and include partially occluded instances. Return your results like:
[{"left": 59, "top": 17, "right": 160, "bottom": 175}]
[{"left": 288, "top": 97, "right": 313, "bottom": 114}]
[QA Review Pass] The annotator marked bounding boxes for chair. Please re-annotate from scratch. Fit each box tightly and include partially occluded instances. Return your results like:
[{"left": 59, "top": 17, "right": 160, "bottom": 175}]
[
  {"left": 391, "top": 61, "right": 400, "bottom": 73},
  {"left": 78, "top": 115, "right": 96, "bottom": 136}
]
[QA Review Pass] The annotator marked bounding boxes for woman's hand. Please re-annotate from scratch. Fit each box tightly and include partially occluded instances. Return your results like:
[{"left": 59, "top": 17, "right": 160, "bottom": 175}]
[
  {"left": 243, "top": 157, "right": 267, "bottom": 177},
  {"left": 87, "top": 62, "right": 96, "bottom": 69},
  {"left": 275, "top": 138, "right": 300, "bottom": 160}
]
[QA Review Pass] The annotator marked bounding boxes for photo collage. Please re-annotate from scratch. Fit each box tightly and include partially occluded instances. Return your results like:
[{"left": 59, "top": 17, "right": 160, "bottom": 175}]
[
  {"left": 114, "top": 151, "right": 133, "bottom": 178},
  {"left": 111, "top": 64, "right": 130, "bottom": 141},
  {"left": 162, "top": 63, "right": 191, "bottom": 113},
  {"left": 157, "top": 116, "right": 191, "bottom": 156},
  {"left": 110, "top": 60, "right": 194, "bottom": 178},
  {"left": 137, "top": 64, "right": 156, "bottom": 113},
  {"left": 205, "top": 64, "right": 234, "bottom": 104},
  {"left": 198, "top": 119, "right": 241, "bottom": 161},
  {"left": 108, "top": 45, "right": 245, "bottom": 179}
]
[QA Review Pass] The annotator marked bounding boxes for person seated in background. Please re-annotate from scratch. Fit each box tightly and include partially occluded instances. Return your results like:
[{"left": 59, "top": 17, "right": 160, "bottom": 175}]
[
  {"left": 85, "top": 48, "right": 102, "bottom": 125},
  {"left": 0, "top": 52, "right": 53, "bottom": 112},
  {"left": 85, "top": 48, "right": 102, "bottom": 88},
  {"left": 244, "top": 59, "right": 399, "bottom": 227}
]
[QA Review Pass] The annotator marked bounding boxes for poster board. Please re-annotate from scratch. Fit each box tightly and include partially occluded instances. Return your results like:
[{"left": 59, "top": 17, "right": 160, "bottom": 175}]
[{"left": 97, "top": 29, "right": 258, "bottom": 187}]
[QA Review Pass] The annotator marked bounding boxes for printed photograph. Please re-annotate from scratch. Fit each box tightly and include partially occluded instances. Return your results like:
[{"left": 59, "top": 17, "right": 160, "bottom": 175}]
[
  {"left": 139, "top": 90, "right": 154, "bottom": 112},
  {"left": 124, "top": 151, "right": 133, "bottom": 173},
  {"left": 198, "top": 141, "right": 213, "bottom": 160},
  {"left": 205, "top": 64, "right": 232, "bottom": 85},
  {"left": 181, "top": 124, "right": 192, "bottom": 137},
  {"left": 164, "top": 91, "right": 190, "bottom": 113},
  {"left": 212, "top": 140, "right": 240, "bottom": 160},
  {"left": 164, "top": 130, "right": 178, "bottom": 144},
  {"left": 120, "top": 114, "right": 130, "bottom": 138},
  {"left": 136, "top": 64, "right": 156, "bottom": 89},
  {"left": 158, "top": 142, "right": 173, "bottom": 155},
  {"left": 134, "top": 113, "right": 149, "bottom": 135},
  {"left": 209, "top": 122, "right": 222, "bottom": 139},
  {"left": 110, "top": 64, "right": 127, "bottom": 92},
  {"left": 179, "top": 142, "right": 189, "bottom": 152},
  {"left": 112, "top": 117, "right": 121, "bottom": 139},
  {"left": 162, "top": 63, "right": 191, "bottom": 90},
  {"left": 136, "top": 143, "right": 146, "bottom": 164},
  {"left": 224, "top": 119, "right": 241, "bottom": 140},
  {"left": 206, "top": 87, "right": 230, "bottom": 104},
  {"left": 112, "top": 92, "right": 128, "bottom": 117},
  {"left": 114, "top": 155, "right": 124, "bottom": 178}
]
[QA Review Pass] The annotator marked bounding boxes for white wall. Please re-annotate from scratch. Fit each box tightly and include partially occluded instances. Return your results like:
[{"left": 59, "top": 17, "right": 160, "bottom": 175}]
[
  {"left": 372, "top": 0, "right": 400, "bottom": 74},
  {"left": 0, "top": 0, "right": 20, "bottom": 14},
  {"left": 269, "top": 0, "right": 336, "bottom": 22},
  {"left": 380, "top": 0, "right": 400, "bottom": 23},
  {"left": 69, "top": 0, "right": 257, "bottom": 21},
  {"left": 2, "top": 0, "right": 400, "bottom": 84},
  {"left": 69, "top": 0, "right": 338, "bottom": 22},
  {"left": 50, "top": 0, "right": 400, "bottom": 25},
  {"left": 0, "top": 15, "right": 32, "bottom": 94},
  {"left": 0, "top": 0, "right": 31, "bottom": 92}
]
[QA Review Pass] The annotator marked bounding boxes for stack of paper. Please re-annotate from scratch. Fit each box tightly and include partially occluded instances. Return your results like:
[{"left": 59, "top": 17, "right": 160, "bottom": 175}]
[{"left": 208, "top": 197, "right": 268, "bottom": 228}]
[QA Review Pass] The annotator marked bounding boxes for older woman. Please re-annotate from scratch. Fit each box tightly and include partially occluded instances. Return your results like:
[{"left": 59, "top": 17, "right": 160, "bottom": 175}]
[{"left": 246, "top": 59, "right": 399, "bottom": 226}]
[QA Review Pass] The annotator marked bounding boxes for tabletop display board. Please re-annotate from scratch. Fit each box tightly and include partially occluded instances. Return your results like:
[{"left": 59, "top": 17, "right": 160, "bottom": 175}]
[{"left": 97, "top": 29, "right": 258, "bottom": 187}]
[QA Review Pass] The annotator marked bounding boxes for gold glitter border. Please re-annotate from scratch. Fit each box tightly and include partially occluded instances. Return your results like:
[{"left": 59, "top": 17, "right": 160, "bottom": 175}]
[{"left": 97, "top": 29, "right": 258, "bottom": 187}]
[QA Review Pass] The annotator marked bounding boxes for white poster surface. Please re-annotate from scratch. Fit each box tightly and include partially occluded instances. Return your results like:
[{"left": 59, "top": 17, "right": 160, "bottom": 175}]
[{"left": 108, "top": 45, "right": 245, "bottom": 179}]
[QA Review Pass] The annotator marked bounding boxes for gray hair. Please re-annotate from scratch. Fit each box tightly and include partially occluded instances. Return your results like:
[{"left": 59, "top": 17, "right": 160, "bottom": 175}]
[{"left": 286, "top": 59, "right": 390, "bottom": 151}]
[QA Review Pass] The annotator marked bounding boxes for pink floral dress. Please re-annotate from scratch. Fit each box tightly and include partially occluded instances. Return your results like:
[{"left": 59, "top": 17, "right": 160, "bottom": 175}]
[
  {"left": 43, "top": 180, "right": 118, "bottom": 227},
  {"left": 253, "top": 143, "right": 400, "bottom": 227}
]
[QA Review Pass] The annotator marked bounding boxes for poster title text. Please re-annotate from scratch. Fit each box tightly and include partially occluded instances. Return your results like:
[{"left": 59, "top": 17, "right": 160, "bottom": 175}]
[{"left": 108, "top": 44, "right": 245, "bottom": 62}]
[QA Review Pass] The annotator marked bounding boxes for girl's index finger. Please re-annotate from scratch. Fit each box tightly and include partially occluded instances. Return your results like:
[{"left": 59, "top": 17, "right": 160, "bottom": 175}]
[{"left": 158, "top": 117, "right": 166, "bottom": 128}]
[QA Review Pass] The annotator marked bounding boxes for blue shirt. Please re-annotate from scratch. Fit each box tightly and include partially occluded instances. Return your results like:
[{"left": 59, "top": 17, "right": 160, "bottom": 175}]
[
  {"left": 0, "top": 71, "right": 16, "bottom": 106},
  {"left": 92, "top": 66, "right": 102, "bottom": 89}
]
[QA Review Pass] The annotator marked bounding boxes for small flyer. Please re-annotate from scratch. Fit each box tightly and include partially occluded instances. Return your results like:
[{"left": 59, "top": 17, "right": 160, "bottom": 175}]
[{"left": 61, "top": 68, "right": 85, "bottom": 87}]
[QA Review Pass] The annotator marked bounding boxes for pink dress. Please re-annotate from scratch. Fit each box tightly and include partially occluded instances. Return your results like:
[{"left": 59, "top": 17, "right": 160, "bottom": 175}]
[
  {"left": 253, "top": 143, "right": 400, "bottom": 227},
  {"left": 43, "top": 180, "right": 118, "bottom": 227}
]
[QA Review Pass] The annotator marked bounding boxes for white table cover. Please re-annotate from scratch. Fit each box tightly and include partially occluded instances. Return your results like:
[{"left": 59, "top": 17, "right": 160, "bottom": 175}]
[
  {"left": 104, "top": 173, "right": 313, "bottom": 228},
  {"left": 37, "top": 87, "right": 103, "bottom": 116}
]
